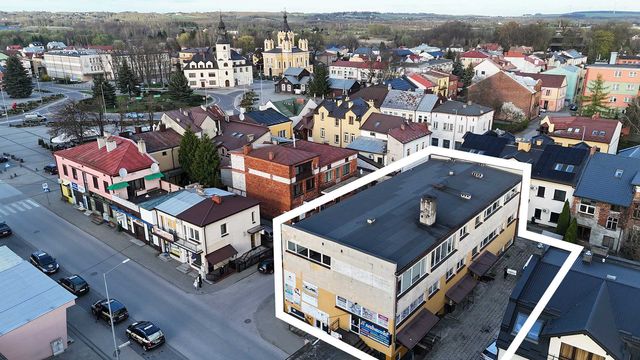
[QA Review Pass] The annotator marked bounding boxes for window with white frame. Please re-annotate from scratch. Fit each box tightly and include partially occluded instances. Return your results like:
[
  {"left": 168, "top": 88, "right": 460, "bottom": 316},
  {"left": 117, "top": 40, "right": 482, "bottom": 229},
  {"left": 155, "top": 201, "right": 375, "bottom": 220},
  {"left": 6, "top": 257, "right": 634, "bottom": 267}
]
[
  {"left": 480, "top": 228, "right": 498, "bottom": 248},
  {"left": 320, "top": 128, "right": 325, "bottom": 138},
  {"left": 396, "top": 293, "right": 425, "bottom": 325},
  {"left": 427, "top": 279, "right": 440, "bottom": 297},
  {"left": 286, "top": 240, "right": 331, "bottom": 266},
  {"left": 430, "top": 235, "right": 455, "bottom": 270},
  {"left": 458, "top": 225, "right": 468, "bottom": 239},
  {"left": 578, "top": 199, "right": 596, "bottom": 215},
  {"left": 445, "top": 267, "right": 454, "bottom": 280},
  {"left": 220, "top": 223, "right": 228, "bottom": 236},
  {"left": 185, "top": 226, "right": 200, "bottom": 242},
  {"left": 399, "top": 258, "right": 427, "bottom": 294},
  {"left": 472, "top": 245, "right": 479, "bottom": 258},
  {"left": 484, "top": 199, "right": 501, "bottom": 219},
  {"left": 456, "top": 257, "right": 465, "bottom": 270},
  {"left": 606, "top": 216, "right": 618, "bottom": 230}
]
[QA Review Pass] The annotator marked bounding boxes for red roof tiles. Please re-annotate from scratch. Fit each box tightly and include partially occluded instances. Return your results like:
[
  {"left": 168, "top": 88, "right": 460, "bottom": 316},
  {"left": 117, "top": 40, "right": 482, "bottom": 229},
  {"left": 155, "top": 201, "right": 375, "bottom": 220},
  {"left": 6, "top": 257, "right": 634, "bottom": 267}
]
[
  {"left": 546, "top": 116, "right": 621, "bottom": 143},
  {"left": 388, "top": 122, "right": 431, "bottom": 144},
  {"left": 330, "top": 60, "right": 387, "bottom": 70},
  {"left": 461, "top": 50, "right": 489, "bottom": 59},
  {"left": 407, "top": 73, "right": 437, "bottom": 88}
]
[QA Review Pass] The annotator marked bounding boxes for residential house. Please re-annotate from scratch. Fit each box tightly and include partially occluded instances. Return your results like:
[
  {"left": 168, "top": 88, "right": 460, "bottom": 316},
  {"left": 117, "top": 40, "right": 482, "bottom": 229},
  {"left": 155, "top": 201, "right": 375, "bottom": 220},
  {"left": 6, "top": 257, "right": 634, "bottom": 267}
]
[
  {"left": 472, "top": 59, "right": 506, "bottom": 80},
  {"left": 314, "top": 50, "right": 338, "bottom": 66},
  {"left": 539, "top": 115, "right": 622, "bottom": 154},
  {"left": 582, "top": 61, "right": 640, "bottom": 113},
  {"left": 384, "top": 76, "right": 418, "bottom": 91},
  {"left": 467, "top": 71, "right": 542, "bottom": 121},
  {"left": 0, "top": 246, "right": 76, "bottom": 360},
  {"left": 615, "top": 53, "right": 640, "bottom": 65},
  {"left": 497, "top": 246, "right": 640, "bottom": 360},
  {"left": 178, "top": 46, "right": 210, "bottom": 66},
  {"left": 387, "top": 122, "right": 431, "bottom": 166},
  {"left": 160, "top": 105, "right": 225, "bottom": 138},
  {"left": 504, "top": 52, "right": 545, "bottom": 73},
  {"left": 329, "top": 60, "right": 386, "bottom": 83},
  {"left": 311, "top": 97, "right": 377, "bottom": 148},
  {"left": 262, "top": 13, "right": 312, "bottom": 77},
  {"left": 406, "top": 73, "right": 439, "bottom": 94},
  {"left": 380, "top": 89, "right": 425, "bottom": 121},
  {"left": 54, "top": 135, "right": 178, "bottom": 241},
  {"left": 543, "top": 64, "right": 584, "bottom": 104},
  {"left": 515, "top": 72, "right": 567, "bottom": 111},
  {"left": 429, "top": 100, "right": 494, "bottom": 149},
  {"left": 213, "top": 118, "right": 271, "bottom": 159},
  {"left": 460, "top": 50, "right": 489, "bottom": 67},
  {"left": 182, "top": 17, "right": 253, "bottom": 88},
  {"left": 547, "top": 49, "right": 588, "bottom": 68},
  {"left": 261, "top": 98, "right": 318, "bottom": 129},
  {"left": 275, "top": 67, "right": 311, "bottom": 94},
  {"left": 572, "top": 152, "right": 640, "bottom": 254},
  {"left": 328, "top": 78, "right": 361, "bottom": 98},
  {"left": 281, "top": 158, "right": 522, "bottom": 360},
  {"left": 243, "top": 108, "right": 293, "bottom": 139},
  {"left": 130, "top": 125, "right": 184, "bottom": 184},
  {"left": 227, "top": 140, "right": 357, "bottom": 218},
  {"left": 414, "top": 94, "right": 441, "bottom": 125},
  {"left": 350, "top": 85, "right": 390, "bottom": 108},
  {"left": 346, "top": 136, "right": 388, "bottom": 166}
]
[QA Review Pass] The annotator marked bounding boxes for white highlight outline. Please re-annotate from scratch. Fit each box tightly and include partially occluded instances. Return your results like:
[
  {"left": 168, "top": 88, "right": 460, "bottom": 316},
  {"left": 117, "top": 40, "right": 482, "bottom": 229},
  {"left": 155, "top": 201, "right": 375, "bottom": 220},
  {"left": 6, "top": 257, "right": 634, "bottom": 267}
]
[{"left": 273, "top": 146, "right": 583, "bottom": 360}]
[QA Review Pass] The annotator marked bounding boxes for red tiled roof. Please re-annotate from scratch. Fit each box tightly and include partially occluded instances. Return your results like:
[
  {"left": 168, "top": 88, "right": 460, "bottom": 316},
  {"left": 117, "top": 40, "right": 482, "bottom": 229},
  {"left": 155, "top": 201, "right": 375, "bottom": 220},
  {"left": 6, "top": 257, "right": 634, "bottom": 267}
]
[
  {"left": 388, "top": 122, "right": 431, "bottom": 144},
  {"left": 163, "top": 105, "right": 224, "bottom": 133},
  {"left": 547, "top": 116, "right": 620, "bottom": 143},
  {"left": 514, "top": 72, "right": 566, "bottom": 88},
  {"left": 55, "top": 136, "right": 155, "bottom": 176},
  {"left": 214, "top": 119, "right": 269, "bottom": 151},
  {"left": 284, "top": 140, "right": 356, "bottom": 167},
  {"left": 177, "top": 195, "right": 260, "bottom": 227},
  {"left": 360, "top": 113, "right": 406, "bottom": 133},
  {"left": 407, "top": 73, "right": 436, "bottom": 88},
  {"left": 330, "top": 60, "right": 387, "bottom": 70},
  {"left": 504, "top": 51, "right": 525, "bottom": 58},
  {"left": 247, "top": 144, "right": 317, "bottom": 166},
  {"left": 461, "top": 50, "right": 489, "bottom": 59}
]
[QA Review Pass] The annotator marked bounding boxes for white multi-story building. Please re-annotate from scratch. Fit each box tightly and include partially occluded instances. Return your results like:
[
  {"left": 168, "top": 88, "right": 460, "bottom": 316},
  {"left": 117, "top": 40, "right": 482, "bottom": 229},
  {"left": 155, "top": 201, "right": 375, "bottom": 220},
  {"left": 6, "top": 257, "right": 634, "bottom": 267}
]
[
  {"left": 183, "top": 16, "right": 253, "bottom": 89},
  {"left": 426, "top": 100, "right": 493, "bottom": 149},
  {"left": 329, "top": 60, "right": 386, "bottom": 83},
  {"left": 44, "top": 49, "right": 114, "bottom": 81}
]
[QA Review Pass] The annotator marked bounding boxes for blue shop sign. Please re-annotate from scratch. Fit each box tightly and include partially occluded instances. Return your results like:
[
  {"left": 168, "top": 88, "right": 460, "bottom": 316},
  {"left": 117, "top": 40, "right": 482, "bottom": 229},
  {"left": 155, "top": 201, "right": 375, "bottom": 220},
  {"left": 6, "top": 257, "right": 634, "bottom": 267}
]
[{"left": 359, "top": 318, "right": 391, "bottom": 346}]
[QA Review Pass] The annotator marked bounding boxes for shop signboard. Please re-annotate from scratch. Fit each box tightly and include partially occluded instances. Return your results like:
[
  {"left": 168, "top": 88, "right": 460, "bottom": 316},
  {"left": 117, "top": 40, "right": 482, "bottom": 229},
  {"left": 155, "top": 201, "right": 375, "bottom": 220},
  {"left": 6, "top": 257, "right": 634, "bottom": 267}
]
[{"left": 359, "top": 319, "right": 391, "bottom": 346}]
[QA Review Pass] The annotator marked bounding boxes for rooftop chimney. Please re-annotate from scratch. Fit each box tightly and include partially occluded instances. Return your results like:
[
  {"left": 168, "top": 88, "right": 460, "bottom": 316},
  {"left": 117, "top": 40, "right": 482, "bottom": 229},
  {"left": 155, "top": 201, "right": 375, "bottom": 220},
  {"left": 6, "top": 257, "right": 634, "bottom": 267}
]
[
  {"left": 105, "top": 139, "right": 117, "bottom": 152},
  {"left": 134, "top": 126, "right": 142, "bottom": 134},
  {"left": 159, "top": 123, "right": 167, "bottom": 132},
  {"left": 609, "top": 51, "right": 618, "bottom": 65},
  {"left": 137, "top": 139, "right": 146, "bottom": 154},
  {"left": 419, "top": 195, "right": 437, "bottom": 226},
  {"left": 212, "top": 195, "right": 222, "bottom": 204},
  {"left": 582, "top": 250, "right": 592, "bottom": 264},
  {"left": 243, "top": 144, "right": 252, "bottom": 155},
  {"left": 268, "top": 151, "right": 275, "bottom": 160},
  {"left": 400, "top": 123, "right": 406, "bottom": 130},
  {"left": 517, "top": 139, "right": 531, "bottom": 152}
]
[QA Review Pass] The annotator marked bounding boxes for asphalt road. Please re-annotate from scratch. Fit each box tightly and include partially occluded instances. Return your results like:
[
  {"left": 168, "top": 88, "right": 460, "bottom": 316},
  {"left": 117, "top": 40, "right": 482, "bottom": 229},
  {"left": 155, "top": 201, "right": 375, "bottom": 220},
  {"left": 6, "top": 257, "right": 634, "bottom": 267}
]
[{"left": 0, "top": 181, "right": 287, "bottom": 360}]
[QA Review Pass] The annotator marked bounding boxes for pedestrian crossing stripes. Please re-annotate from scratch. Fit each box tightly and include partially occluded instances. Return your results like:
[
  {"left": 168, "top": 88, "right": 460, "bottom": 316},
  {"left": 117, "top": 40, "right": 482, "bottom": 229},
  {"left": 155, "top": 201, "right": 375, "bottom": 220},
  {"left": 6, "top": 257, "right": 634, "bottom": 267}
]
[{"left": 0, "top": 199, "right": 40, "bottom": 217}]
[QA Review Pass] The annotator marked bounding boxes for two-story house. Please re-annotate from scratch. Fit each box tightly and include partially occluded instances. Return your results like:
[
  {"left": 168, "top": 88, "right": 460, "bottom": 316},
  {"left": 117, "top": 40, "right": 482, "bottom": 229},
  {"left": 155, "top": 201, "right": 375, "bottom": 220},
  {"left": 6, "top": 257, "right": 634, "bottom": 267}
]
[
  {"left": 380, "top": 89, "right": 426, "bottom": 121},
  {"left": 467, "top": 71, "right": 542, "bottom": 121},
  {"left": 539, "top": 115, "right": 622, "bottom": 154},
  {"left": 515, "top": 72, "right": 567, "bottom": 112},
  {"left": 311, "top": 97, "right": 378, "bottom": 148},
  {"left": 281, "top": 158, "right": 522, "bottom": 360},
  {"left": 130, "top": 125, "right": 183, "bottom": 184},
  {"left": 242, "top": 108, "right": 293, "bottom": 139},
  {"left": 428, "top": 100, "right": 494, "bottom": 150}
]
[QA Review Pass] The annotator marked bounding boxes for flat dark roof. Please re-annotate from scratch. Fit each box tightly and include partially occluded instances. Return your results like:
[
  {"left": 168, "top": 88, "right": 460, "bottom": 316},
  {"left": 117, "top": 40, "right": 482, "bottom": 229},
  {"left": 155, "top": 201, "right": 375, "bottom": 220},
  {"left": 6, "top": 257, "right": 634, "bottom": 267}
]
[{"left": 294, "top": 158, "right": 521, "bottom": 271}]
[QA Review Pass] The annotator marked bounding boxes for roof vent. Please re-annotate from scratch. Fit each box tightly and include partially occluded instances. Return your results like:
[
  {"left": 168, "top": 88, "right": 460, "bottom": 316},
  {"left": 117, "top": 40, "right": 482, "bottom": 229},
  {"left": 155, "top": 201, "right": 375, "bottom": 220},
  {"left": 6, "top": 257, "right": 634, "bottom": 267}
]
[
  {"left": 460, "top": 192, "right": 472, "bottom": 200},
  {"left": 448, "top": 170, "right": 455, "bottom": 176},
  {"left": 433, "top": 183, "right": 446, "bottom": 190},
  {"left": 471, "top": 171, "right": 484, "bottom": 179},
  {"left": 606, "top": 274, "right": 617, "bottom": 281},
  {"left": 366, "top": 218, "right": 376, "bottom": 224},
  {"left": 582, "top": 250, "right": 592, "bottom": 264}
]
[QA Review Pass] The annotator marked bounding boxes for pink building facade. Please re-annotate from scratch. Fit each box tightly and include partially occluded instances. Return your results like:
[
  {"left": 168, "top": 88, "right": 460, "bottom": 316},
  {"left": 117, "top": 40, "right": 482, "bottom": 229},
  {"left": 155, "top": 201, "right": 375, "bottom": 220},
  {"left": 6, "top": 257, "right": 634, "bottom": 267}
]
[{"left": 583, "top": 64, "right": 640, "bottom": 113}]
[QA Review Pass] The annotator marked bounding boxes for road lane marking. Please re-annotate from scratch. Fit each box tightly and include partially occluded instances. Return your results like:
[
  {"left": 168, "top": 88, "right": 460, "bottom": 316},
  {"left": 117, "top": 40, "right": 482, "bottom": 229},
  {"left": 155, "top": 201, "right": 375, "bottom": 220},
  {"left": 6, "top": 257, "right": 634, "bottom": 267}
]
[
  {"left": 26, "top": 199, "right": 40, "bottom": 207},
  {"left": 19, "top": 201, "right": 31, "bottom": 210},
  {"left": 8, "top": 203, "right": 24, "bottom": 212},
  {"left": 3, "top": 205, "right": 16, "bottom": 214},
  {"left": 0, "top": 207, "right": 8, "bottom": 216}
]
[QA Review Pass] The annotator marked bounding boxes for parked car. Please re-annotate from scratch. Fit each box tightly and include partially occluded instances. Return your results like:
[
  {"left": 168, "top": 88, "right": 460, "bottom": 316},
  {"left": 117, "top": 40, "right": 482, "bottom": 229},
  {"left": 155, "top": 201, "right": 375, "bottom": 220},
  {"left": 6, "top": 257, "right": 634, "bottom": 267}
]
[
  {"left": 0, "top": 156, "right": 8, "bottom": 163},
  {"left": 125, "top": 112, "right": 144, "bottom": 119},
  {"left": 43, "top": 163, "right": 58, "bottom": 175},
  {"left": 24, "top": 113, "right": 47, "bottom": 123},
  {"left": 29, "top": 250, "right": 59, "bottom": 274},
  {"left": 481, "top": 339, "right": 498, "bottom": 360},
  {"left": 126, "top": 321, "right": 166, "bottom": 351},
  {"left": 58, "top": 274, "right": 90, "bottom": 296},
  {"left": 0, "top": 222, "right": 12, "bottom": 237},
  {"left": 257, "top": 258, "right": 274, "bottom": 274},
  {"left": 92, "top": 299, "right": 129, "bottom": 324}
]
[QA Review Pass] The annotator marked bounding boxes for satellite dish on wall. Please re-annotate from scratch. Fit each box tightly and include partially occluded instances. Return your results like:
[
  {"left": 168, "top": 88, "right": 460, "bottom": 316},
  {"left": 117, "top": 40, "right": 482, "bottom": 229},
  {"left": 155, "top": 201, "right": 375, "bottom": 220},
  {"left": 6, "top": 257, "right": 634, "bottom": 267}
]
[
  {"left": 150, "top": 163, "right": 160, "bottom": 173},
  {"left": 118, "top": 168, "right": 128, "bottom": 178}
]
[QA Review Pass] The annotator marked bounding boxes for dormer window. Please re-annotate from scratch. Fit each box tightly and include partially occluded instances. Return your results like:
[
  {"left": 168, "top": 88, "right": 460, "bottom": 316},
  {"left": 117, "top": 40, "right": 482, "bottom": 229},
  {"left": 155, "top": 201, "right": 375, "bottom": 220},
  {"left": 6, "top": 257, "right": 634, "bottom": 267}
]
[
  {"left": 614, "top": 169, "right": 624, "bottom": 178},
  {"left": 573, "top": 128, "right": 580, "bottom": 133}
]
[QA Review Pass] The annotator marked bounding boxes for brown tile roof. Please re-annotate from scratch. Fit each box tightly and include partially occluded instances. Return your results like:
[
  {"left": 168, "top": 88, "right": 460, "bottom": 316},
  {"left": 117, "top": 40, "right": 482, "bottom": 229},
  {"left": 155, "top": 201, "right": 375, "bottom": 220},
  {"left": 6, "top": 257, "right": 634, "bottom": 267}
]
[
  {"left": 283, "top": 140, "right": 357, "bottom": 167},
  {"left": 213, "top": 119, "right": 270, "bottom": 151},
  {"left": 177, "top": 195, "right": 260, "bottom": 227},
  {"left": 461, "top": 50, "right": 489, "bottom": 59},
  {"left": 514, "top": 72, "right": 566, "bottom": 89},
  {"left": 350, "top": 86, "right": 389, "bottom": 108},
  {"left": 546, "top": 116, "right": 620, "bottom": 144},
  {"left": 360, "top": 113, "right": 406, "bottom": 133},
  {"left": 247, "top": 144, "right": 318, "bottom": 166},
  {"left": 130, "top": 129, "right": 182, "bottom": 153},
  {"left": 388, "top": 122, "right": 431, "bottom": 144},
  {"left": 163, "top": 105, "right": 225, "bottom": 133},
  {"left": 330, "top": 60, "right": 387, "bottom": 70},
  {"left": 55, "top": 136, "right": 154, "bottom": 176}
]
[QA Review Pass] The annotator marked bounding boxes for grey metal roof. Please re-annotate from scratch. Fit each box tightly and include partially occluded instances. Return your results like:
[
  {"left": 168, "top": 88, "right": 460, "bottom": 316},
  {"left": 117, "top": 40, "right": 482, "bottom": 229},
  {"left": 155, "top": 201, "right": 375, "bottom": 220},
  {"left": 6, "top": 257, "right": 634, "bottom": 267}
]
[
  {"left": 346, "top": 136, "right": 387, "bottom": 154},
  {"left": 0, "top": 246, "right": 75, "bottom": 335},
  {"left": 381, "top": 89, "right": 424, "bottom": 111},
  {"left": 138, "top": 191, "right": 182, "bottom": 211},
  {"left": 433, "top": 100, "right": 493, "bottom": 116},
  {"left": 618, "top": 145, "right": 640, "bottom": 159},
  {"left": 328, "top": 78, "right": 358, "bottom": 91},
  {"left": 155, "top": 190, "right": 206, "bottom": 216},
  {"left": 573, "top": 152, "right": 640, "bottom": 207},
  {"left": 293, "top": 159, "right": 521, "bottom": 270},
  {"left": 416, "top": 94, "right": 440, "bottom": 113}
]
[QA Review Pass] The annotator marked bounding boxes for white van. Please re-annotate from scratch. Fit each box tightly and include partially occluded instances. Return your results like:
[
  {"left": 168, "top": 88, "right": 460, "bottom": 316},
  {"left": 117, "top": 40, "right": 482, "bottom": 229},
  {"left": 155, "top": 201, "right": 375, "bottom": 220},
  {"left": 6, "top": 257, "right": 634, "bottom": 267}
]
[{"left": 24, "top": 113, "right": 47, "bottom": 122}]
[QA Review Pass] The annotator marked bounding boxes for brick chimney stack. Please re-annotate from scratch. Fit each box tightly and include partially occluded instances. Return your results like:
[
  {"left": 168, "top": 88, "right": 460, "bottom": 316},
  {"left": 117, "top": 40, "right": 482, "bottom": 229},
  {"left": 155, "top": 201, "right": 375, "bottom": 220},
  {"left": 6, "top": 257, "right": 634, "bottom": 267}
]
[
  {"left": 212, "top": 195, "right": 222, "bottom": 204},
  {"left": 268, "top": 151, "right": 275, "bottom": 160},
  {"left": 243, "top": 144, "right": 252, "bottom": 155}
]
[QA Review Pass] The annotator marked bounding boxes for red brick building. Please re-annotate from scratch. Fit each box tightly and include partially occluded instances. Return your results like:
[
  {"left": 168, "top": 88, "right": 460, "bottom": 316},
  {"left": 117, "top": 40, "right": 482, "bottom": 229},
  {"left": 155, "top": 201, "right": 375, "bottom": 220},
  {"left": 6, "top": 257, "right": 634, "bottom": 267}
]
[
  {"left": 227, "top": 140, "right": 358, "bottom": 218},
  {"left": 467, "top": 71, "right": 542, "bottom": 121}
]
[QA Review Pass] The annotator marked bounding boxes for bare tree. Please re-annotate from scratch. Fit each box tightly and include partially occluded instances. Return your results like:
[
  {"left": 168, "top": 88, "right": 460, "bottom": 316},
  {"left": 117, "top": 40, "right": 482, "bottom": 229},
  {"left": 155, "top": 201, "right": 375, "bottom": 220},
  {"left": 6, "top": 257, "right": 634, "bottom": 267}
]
[{"left": 48, "top": 101, "right": 92, "bottom": 144}]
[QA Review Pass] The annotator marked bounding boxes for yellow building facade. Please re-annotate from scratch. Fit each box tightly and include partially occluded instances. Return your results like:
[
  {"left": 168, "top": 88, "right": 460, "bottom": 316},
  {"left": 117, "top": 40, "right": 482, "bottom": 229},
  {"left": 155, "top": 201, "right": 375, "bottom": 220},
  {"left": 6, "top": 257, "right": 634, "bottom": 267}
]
[
  {"left": 312, "top": 98, "right": 378, "bottom": 148},
  {"left": 263, "top": 12, "right": 312, "bottom": 78}
]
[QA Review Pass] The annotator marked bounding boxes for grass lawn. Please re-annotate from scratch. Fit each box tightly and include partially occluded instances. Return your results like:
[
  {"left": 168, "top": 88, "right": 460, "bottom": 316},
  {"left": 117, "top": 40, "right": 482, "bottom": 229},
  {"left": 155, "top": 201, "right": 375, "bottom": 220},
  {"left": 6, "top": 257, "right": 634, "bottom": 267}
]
[{"left": 81, "top": 93, "right": 205, "bottom": 113}]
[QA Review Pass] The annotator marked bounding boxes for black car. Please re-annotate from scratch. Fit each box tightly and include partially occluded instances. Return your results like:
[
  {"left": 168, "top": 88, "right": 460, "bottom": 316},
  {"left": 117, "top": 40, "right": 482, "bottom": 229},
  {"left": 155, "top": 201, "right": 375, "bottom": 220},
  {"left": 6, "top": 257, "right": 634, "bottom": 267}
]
[
  {"left": 569, "top": 104, "right": 579, "bottom": 112},
  {"left": 92, "top": 299, "right": 129, "bottom": 324},
  {"left": 0, "top": 156, "right": 8, "bottom": 163},
  {"left": 257, "top": 258, "right": 274, "bottom": 274},
  {"left": 29, "top": 250, "right": 59, "bottom": 274},
  {"left": 0, "top": 222, "right": 11, "bottom": 237},
  {"left": 58, "top": 274, "right": 90, "bottom": 296},
  {"left": 126, "top": 321, "right": 166, "bottom": 351},
  {"left": 43, "top": 164, "right": 58, "bottom": 175}
]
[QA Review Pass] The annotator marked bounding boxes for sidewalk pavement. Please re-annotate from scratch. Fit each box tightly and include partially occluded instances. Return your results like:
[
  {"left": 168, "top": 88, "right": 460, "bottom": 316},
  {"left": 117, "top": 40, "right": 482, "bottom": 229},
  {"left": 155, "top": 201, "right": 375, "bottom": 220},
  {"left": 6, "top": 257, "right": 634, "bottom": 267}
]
[{"left": 31, "top": 189, "right": 262, "bottom": 295}]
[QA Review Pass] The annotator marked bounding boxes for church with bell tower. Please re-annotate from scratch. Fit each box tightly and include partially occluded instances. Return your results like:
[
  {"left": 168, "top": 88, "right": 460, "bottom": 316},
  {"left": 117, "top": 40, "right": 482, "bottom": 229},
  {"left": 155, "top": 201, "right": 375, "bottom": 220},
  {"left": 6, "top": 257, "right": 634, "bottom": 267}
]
[
  {"left": 263, "top": 12, "right": 312, "bottom": 78},
  {"left": 182, "top": 14, "right": 253, "bottom": 89}
]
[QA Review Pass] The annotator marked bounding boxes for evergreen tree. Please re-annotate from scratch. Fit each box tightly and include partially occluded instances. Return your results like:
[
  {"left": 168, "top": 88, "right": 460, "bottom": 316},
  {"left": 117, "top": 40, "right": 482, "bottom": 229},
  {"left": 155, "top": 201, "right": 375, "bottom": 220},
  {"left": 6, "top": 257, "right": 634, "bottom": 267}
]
[
  {"left": 462, "top": 63, "right": 474, "bottom": 87},
  {"left": 556, "top": 201, "right": 571, "bottom": 236},
  {"left": 4, "top": 56, "right": 33, "bottom": 98},
  {"left": 580, "top": 74, "right": 610, "bottom": 117},
  {"left": 564, "top": 218, "right": 578, "bottom": 243},
  {"left": 445, "top": 49, "right": 455, "bottom": 60},
  {"left": 178, "top": 129, "right": 199, "bottom": 179},
  {"left": 116, "top": 60, "right": 140, "bottom": 97},
  {"left": 240, "top": 90, "right": 259, "bottom": 111},
  {"left": 92, "top": 75, "right": 117, "bottom": 108},
  {"left": 452, "top": 58, "right": 464, "bottom": 77},
  {"left": 167, "top": 71, "right": 193, "bottom": 102},
  {"left": 623, "top": 96, "right": 640, "bottom": 135},
  {"left": 308, "top": 65, "right": 331, "bottom": 98},
  {"left": 191, "top": 134, "right": 220, "bottom": 187}
]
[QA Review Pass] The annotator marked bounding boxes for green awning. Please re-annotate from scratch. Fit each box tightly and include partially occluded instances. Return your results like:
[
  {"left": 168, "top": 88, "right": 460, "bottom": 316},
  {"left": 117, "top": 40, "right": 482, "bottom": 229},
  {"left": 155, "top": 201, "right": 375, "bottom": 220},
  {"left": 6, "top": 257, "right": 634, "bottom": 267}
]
[
  {"left": 107, "top": 181, "right": 129, "bottom": 190},
  {"left": 144, "top": 172, "right": 164, "bottom": 181}
]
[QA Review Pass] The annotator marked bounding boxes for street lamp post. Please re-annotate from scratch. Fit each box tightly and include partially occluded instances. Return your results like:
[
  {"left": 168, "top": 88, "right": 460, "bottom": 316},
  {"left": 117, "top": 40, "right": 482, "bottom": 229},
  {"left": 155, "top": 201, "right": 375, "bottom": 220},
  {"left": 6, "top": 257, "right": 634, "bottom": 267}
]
[
  {"left": 0, "top": 89, "right": 9, "bottom": 122},
  {"left": 104, "top": 258, "right": 130, "bottom": 360}
]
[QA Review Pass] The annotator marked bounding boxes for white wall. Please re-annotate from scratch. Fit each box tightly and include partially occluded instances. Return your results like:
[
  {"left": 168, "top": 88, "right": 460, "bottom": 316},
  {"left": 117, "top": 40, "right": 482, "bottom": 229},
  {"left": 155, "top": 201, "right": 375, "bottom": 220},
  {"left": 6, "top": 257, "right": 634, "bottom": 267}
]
[
  {"left": 528, "top": 179, "right": 574, "bottom": 227},
  {"left": 548, "top": 335, "right": 615, "bottom": 360},
  {"left": 429, "top": 111, "right": 493, "bottom": 149}
]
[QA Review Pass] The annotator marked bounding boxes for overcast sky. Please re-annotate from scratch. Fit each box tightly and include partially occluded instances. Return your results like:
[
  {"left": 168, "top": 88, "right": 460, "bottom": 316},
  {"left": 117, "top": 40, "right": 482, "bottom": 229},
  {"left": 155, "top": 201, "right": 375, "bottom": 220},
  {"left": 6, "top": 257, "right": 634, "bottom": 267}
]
[{"left": 4, "top": 0, "right": 639, "bottom": 16}]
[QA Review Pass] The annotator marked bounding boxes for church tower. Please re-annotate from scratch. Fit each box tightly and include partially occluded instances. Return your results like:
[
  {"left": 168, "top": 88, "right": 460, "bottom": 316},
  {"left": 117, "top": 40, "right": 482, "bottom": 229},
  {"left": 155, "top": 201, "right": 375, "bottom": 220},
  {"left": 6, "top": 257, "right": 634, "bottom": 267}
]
[
  {"left": 277, "top": 12, "right": 295, "bottom": 48},
  {"left": 215, "top": 13, "right": 230, "bottom": 63}
]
